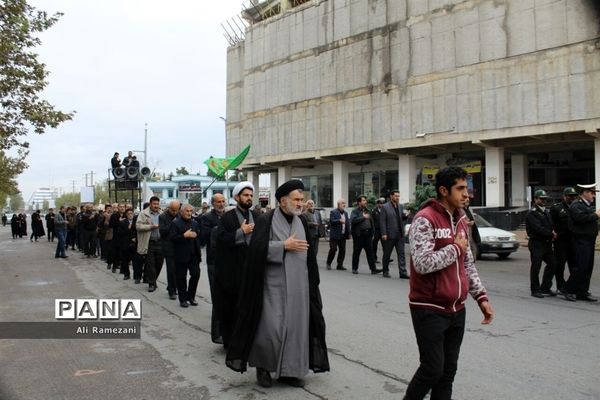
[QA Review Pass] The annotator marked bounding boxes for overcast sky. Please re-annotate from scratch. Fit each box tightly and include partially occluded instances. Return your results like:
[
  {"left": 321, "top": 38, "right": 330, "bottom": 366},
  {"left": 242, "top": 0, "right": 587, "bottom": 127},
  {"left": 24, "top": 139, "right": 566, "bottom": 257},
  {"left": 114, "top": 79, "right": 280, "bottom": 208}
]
[{"left": 17, "top": 0, "right": 244, "bottom": 202}]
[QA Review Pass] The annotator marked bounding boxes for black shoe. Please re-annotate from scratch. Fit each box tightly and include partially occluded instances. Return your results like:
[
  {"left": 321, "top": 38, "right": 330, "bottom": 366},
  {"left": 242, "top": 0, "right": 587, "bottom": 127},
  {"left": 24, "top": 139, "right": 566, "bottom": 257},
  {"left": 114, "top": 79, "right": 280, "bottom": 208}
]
[
  {"left": 576, "top": 294, "right": 598, "bottom": 302},
  {"left": 382, "top": 272, "right": 391, "bottom": 278},
  {"left": 563, "top": 293, "right": 577, "bottom": 302},
  {"left": 180, "top": 301, "right": 189, "bottom": 308},
  {"left": 326, "top": 264, "right": 332, "bottom": 270},
  {"left": 256, "top": 368, "right": 272, "bottom": 388},
  {"left": 389, "top": 259, "right": 394, "bottom": 263},
  {"left": 371, "top": 269, "right": 383, "bottom": 275},
  {"left": 169, "top": 294, "right": 177, "bottom": 300},
  {"left": 55, "top": 256, "right": 60, "bottom": 258},
  {"left": 399, "top": 274, "right": 410, "bottom": 279},
  {"left": 352, "top": 270, "right": 358, "bottom": 274},
  {"left": 134, "top": 279, "right": 141, "bottom": 284},
  {"left": 540, "top": 290, "right": 557, "bottom": 297},
  {"left": 277, "top": 376, "right": 305, "bottom": 388},
  {"left": 123, "top": 275, "right": 130, "bottom": 280},
  {"left": 531, "top": 292, "right": 544, "bottom": 298},
  {"left": 189, "top": 300, "right": 198, "bottom": 306},
  {"left": 148, "top": 285, "right": 156, "bottom": 293},
  {"left": 60, "top": 255, "right": 68, "bottom": 258},
  {"left": 106, "top": 264, "right": 111, "bottom": 269},
  {"left": 375, "top": 260, "right": 380, "bottom": 264},
  {"left": 111, "top": 268, "right": 116, "bottom": 273},
  {"left": 336, "top": 266, "right": 347, "bottom": 271}
]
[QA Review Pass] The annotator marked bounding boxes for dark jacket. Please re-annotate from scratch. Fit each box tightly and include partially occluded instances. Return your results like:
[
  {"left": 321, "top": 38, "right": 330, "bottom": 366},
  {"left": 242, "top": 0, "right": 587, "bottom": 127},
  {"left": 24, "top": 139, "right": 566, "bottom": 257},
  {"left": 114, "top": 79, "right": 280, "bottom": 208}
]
[
  {"left": 111, "top": 156, "right": 121, "bottom": 169},
  {"left": 350, "top": 206, "right": 374, "bottom": 237},
  {"left": 372, "top": 207, "right": 382, "bottom": 235},
  {"left": 526, "top": 205, "right": 554, "bottom": 242},
  {"left": 199, "top": 210, "right": 222, "bottom": 265},
  {"left": 55, "top": 212, "right": 67, "bottom": 230},
  {"left": 550, "top": 201, "right": 571, "bottom": 240},
  {"left": 116, "top": 218, "right": 136, "bottom": 251},
  {"left": 302, "top": 209, "right": 322, "bottom": 238},
  {"left": 81, "top": 211, "right": 98, "bottom": 231},
  {"left": 464, "top": 206, "right": 481, "bottom": 244},
  {"left": 45, "top": 212, "right": 55, "bottom": 231},
  {"left": 568, "top": 198, "right": 599, "bottom": 238},
  {"left": 329, "top": 208, "right": 350, "bottom": 240},
  {"left": 169, "top": 216, "right": 202, "bottom": 264},
  {"left": 408, "top": 199, "right": 488, "bottom": 313},
  {"left": 380, "top": 201, "right": 406, "bottom": 239},
  {"left": 225, "top": 211, "right": 329, "bottom": 374},
  {"left": 159, "top": 210, "right": 177, "bottom": 257}
]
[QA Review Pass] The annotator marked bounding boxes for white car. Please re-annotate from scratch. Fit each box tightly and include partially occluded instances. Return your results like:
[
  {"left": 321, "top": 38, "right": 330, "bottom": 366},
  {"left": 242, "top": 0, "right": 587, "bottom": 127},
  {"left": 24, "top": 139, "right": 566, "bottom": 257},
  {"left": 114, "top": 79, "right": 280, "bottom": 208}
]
[{"left": 404, "top": 213, "right": 519, "bottom": 259}]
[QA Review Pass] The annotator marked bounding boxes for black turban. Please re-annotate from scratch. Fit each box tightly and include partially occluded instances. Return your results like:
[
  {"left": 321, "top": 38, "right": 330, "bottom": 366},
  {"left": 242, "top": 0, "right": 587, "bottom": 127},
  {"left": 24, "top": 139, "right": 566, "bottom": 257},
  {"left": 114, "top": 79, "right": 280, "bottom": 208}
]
[{"left": 275, "top": 179, "right": 305, "bottom": 201}]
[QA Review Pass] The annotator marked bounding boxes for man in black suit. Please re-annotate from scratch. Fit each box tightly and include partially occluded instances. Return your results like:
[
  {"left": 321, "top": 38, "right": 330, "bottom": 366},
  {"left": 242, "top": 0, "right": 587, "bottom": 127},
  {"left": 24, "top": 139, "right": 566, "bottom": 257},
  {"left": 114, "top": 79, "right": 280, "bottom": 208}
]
[
  {"left": 199, "top": 193, "right": 226, "bottom": 344},
  {"left": 170, "top": 203, "right": 202, "bottom": 308},
  {"left": 380, "top": 190, "right": 408, "bottom": 278},
  {"left": 160, "top": 200, "right": 180, "bottom": 299},
  {"left": 215, "top": 181, "right": 257, "bottom": 347},
  {"left": 116, "top": 208, "right": 136, "bottom": 280},
  {"left": 525, "top": 190, "right": 557, "bottom": 298}
]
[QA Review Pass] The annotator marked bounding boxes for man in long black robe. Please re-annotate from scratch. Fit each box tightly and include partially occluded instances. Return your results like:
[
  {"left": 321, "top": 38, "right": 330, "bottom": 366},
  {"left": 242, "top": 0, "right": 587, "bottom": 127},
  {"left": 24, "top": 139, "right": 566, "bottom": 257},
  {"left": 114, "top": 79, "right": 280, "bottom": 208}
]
[
  {"left": 215, "top": 181, "right": 258, "bottom": 348},
  {"left": 226, "top": 179, "right": 329, "bottom": 388}
]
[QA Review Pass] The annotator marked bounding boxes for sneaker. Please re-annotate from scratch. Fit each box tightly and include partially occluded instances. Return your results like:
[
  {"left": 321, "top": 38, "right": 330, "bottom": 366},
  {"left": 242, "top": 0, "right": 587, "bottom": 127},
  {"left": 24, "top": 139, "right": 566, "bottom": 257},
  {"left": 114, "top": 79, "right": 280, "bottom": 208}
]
[{"left": 256, "top": 368, "right": 272, "bottom": 388}]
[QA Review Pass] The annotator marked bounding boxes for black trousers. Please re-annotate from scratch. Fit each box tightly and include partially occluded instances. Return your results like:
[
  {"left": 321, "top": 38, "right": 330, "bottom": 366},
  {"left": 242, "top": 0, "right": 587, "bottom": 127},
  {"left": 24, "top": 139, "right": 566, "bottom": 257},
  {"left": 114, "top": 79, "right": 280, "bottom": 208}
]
[
  {"left": 207, "top": 263, "right": 222, "bottom": 343},
  {"left": 565, "top": 236, "right": 595, "bottom": 296},
  {"left": 47, "top": 228, "right": 55, "bottom": 242},
  {"left": 553, "top": 238, "right": 573, "bottom": 291},
  {"left": 112, "top": 238, "right": 121, "bottom": 268},
  {"left": 372, "top": 233, "right": 381, "bottom": 262},
  {"left": 82, "top": 230, "right": 96, "bottom": 256},
  {"left": 176, "top": 258, "right": 200, "bottom": 303},
  {"left": 382, "top": 237, "right": 407, "bottom": 276},
  {"left": 133, "top": 253, "right": 145, "bottom": 280},
  {"left": 104, "top": 239, "right": 113, "bottom": 266},
  {"left": 310, "top": 235, "right": 320, "bottom": 258},
  {"left": 120, "top": 246, "right": 133, "bottom": 277},
  {"left": 144, "top": 241, "right": 164, "bottom": 287},
  {"left": 326, "top": 239, "right": 346, "bottom": 267},
  {"left": 66, "top": 228, "right": 76, "bottom": 249},
  {"left": 528, "top": 239, "right": 555, "bottom": 293},
  {"left": 352, "top": 230, "right": 376, "bottom": 271},
  {"left": 164, "top": 255, "right": 177, "bottom": 295},
  {"left": 404, "top": 308, "right": 466, "bottom": 400}
]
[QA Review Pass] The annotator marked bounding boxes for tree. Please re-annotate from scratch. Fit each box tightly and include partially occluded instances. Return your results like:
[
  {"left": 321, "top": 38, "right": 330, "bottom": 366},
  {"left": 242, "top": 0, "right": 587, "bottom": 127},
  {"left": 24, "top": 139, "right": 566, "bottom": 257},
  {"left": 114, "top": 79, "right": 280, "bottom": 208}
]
[
  {"left": 175, "top": 167, "right": 189, "bottom": 176},
  {"left": 405, "top": 185, "right": 437, "bottom": 214},
  {"left": 55, "top": 192, "right": 80, "bottom": 207},
  {"left": 188, "top": 193, "right": 203, "bottom": 208},
  {"left": 7, "top": 191, "right": 24, "bottom": 211},
  {"left": 41, "top": 199, "right": 49, "bottom": 211},
  {"left": 0, "top": 0, "right": 74, "bottom": 194}
]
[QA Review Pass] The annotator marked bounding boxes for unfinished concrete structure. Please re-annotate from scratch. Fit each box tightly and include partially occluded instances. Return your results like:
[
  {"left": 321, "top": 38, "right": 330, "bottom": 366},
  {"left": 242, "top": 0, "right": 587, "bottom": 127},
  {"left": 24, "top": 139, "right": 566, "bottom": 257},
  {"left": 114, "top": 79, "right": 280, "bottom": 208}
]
[{"left": 226, "top": 0, "right": 600, "bottom": 207}]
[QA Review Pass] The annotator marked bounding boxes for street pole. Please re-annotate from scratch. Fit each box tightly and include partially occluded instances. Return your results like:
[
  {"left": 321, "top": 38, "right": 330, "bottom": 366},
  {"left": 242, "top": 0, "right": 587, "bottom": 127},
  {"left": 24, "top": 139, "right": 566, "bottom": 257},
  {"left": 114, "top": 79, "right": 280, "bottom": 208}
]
[{"left": 143, "top": 123, "right": 148, "bottom": 202}]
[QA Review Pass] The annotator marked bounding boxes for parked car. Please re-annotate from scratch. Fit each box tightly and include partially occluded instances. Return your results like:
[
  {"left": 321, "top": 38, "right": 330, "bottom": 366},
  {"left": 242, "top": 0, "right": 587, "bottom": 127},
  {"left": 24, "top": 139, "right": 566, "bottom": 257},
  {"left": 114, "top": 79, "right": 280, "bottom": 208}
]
[{"left": 403, "top": 213, "right": 520, "bottom": 259}]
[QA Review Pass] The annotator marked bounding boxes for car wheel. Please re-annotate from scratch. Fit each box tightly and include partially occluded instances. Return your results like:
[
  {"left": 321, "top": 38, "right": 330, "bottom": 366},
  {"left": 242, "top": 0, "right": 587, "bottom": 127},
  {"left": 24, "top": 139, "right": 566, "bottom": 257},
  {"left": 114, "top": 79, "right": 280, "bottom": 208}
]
[
  {"left": 475, "top": 245, "right": 482, "bottom": 260},
  {"left": 497, "top": 253, "right": 510, "bottom": 259}
]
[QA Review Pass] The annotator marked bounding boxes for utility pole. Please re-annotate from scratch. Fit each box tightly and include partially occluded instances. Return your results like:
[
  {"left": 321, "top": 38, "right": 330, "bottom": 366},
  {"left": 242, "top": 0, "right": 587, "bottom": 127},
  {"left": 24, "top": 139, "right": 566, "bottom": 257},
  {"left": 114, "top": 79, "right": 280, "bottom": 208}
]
[
  {"left": 90, "top": 171, "right": 94, "bottom": 186},
  {"left": 71, "top": 180, "right": 76, "bottom": 193},
  {"left": 143, "top": 123, "right": 148, "bottom": 202}
]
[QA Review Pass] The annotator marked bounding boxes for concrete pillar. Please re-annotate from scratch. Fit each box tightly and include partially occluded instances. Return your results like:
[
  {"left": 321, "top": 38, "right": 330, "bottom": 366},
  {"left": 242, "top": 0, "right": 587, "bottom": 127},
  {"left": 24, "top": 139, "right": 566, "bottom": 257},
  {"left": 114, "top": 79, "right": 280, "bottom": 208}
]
[
  {"left": 278, "top": 166, "right": 292, "bottom": 186},
  {"left": 485, "top": 147, "right": 505, "bottom": 207},
  {"left": 592, "top": 139, "right": 600, "bottom": 183},
  {"left": 398, "top": 154, "right": 416, "bottom": 204},
  {"left": 510, "top": 154, "right": 528, "bottom": 207},
  {"left": 333, "top": 161, "right": 350, "bottom": 203},
  {"left": 246, "top": 170, "right": 261, "bottom": 205},
  {"left": 162, "top": 188, "right": 168, "bottom": 199},
  {"left": 269, "top": 172, "right": 278, "bottom": 207}
]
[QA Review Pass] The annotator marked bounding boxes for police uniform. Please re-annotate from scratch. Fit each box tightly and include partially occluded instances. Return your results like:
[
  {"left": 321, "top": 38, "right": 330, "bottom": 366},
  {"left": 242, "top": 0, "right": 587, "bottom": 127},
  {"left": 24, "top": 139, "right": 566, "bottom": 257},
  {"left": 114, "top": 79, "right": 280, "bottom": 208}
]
[
  {"left": 549, "top": 187, "right": 578, "bottom": 292},
  {"left": 525, "top": 190, "right": 556, "bottom": 297},
  {"left": 563, "top": 184, "right": 599, "bottom": 302}
]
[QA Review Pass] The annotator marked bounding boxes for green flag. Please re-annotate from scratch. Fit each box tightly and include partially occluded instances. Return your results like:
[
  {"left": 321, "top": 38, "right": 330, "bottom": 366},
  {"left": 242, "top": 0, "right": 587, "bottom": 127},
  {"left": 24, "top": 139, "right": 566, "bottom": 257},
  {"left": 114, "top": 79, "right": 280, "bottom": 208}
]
[{"left": 204, "top": 145, "right": 251, "bottom": 178}]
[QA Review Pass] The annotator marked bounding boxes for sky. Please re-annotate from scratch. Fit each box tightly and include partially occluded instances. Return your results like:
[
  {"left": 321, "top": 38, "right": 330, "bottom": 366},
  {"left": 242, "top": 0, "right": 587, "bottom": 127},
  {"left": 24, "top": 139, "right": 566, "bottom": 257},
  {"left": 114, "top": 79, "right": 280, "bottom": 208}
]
[{"left": 16, "top": 0, "right": 245, "bottom": 203}]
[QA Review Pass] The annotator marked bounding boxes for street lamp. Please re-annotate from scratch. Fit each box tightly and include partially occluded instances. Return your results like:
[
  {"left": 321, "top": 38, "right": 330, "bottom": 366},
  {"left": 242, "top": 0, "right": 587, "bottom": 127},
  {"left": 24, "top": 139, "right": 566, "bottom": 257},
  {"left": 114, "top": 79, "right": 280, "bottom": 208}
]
[{"left": 132, "top": 123, "right": 149, "bottom": 203}]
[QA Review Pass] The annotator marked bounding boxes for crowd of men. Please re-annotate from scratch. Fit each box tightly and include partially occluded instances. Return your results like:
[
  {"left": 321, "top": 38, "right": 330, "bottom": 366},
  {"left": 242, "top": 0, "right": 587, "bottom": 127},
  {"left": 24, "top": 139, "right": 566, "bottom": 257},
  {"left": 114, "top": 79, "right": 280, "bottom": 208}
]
[
  {"left": 526, "top": 184, "right": 599, "bottom": 302},
  {"left": 6, "top": 167, "right": 599, "bottom": 399}
]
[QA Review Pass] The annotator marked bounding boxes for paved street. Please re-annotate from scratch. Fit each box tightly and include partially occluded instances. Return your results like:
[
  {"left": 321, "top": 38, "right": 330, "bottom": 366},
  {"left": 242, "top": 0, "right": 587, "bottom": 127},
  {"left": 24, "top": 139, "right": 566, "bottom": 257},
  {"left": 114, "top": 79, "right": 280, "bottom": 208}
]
[{"left": 0, "top": 226, "right": 599, "bottom": 400}]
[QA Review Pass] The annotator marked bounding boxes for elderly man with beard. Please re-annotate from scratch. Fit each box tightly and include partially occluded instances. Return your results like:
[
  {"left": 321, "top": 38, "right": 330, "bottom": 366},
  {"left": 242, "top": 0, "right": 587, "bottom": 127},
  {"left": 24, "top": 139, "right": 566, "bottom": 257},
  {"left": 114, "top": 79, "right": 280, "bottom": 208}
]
[
  {"left": 215, "top": 181, "right": 258, "bottom": 348},
  {"left": 160, "top": 200, "right": 181, "bottom": 299},
  {"left": 199, "top": 193, "right": 226, "bottom": 344},
  {"left": 137, "top": 196, "right": 164, "bottom": 293},
  {"left": 226, "top": 179, "right": 329, "bottom": 388}
]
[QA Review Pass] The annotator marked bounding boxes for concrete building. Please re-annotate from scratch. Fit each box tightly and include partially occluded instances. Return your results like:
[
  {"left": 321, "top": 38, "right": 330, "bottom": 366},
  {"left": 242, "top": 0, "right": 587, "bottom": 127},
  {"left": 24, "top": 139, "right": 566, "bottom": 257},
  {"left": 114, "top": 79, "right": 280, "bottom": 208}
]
[
  {"left": 146, "top": 175, "right": 241, "bottom": 207},
  {"left": 226, "top": 0, "right": 600, "bottom": 208},
  {"left": 28, "top": 188, "right": 57, "bottom": 210}
]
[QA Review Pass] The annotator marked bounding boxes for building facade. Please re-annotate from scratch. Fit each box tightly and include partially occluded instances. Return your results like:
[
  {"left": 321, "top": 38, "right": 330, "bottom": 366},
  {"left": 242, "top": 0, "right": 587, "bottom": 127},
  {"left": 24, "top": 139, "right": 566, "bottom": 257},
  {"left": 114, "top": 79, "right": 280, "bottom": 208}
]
[
  {"left": 226, "top": 0, "right": 600, "bottom": 208},
  {"left": 146, "top": 175, "right": 241, "bottom": 207},
  {"left": 28, "top": 187, "right": 58, "bottom": 210}
]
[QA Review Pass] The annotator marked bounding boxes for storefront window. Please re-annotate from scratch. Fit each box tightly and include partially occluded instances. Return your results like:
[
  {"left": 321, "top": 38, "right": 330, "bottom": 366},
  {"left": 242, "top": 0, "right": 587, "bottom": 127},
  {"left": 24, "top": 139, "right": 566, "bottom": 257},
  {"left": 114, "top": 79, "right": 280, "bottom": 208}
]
[
  {"left": 348, "top": 171, "right": 398, "bottom": 206},
  {"left": 296, "top": 175, "right": 333, "bottom": 207}
]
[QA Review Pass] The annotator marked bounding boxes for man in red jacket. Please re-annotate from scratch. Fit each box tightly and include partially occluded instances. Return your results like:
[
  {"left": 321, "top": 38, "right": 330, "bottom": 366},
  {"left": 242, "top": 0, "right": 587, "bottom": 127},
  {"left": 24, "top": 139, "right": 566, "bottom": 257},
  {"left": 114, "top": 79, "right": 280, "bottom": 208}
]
[{"left": 404, "top": 166, "right": 494, "bottom": 400}]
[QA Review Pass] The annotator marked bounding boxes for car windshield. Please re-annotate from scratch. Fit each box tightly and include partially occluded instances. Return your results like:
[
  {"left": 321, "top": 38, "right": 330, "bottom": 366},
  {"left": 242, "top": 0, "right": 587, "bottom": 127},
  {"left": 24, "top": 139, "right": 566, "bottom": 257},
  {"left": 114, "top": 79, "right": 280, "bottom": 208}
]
[{"left": 473, "top": 213, "right": 493, "bottom": 227}]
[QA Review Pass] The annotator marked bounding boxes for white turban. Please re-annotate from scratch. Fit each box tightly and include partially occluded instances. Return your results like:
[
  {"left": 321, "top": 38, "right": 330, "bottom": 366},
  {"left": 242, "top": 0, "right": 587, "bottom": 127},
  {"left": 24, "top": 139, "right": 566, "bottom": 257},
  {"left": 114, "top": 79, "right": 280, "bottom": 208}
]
[{"left": 232, "top": 181, "right": 255, "bottom": 197}]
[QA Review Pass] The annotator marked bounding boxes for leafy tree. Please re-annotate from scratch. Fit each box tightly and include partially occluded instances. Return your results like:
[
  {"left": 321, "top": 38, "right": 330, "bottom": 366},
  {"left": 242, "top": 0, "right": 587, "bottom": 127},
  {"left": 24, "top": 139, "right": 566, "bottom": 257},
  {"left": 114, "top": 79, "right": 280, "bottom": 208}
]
[
  {"left": 404, "top": 184, "right": 437, "bottom": 214},
  {"left": 175, "top": 167, "right": 189, "bottom": 176},
  {"left": 0, "top": 0, "right": 74, "bottom": 194},
  {"left": 54, "top": 192, "right": 80, "bottom": 207},
  {"left": 7, "top": 191, "right": 24, "bottom": 211},
  {"left": 42, "top": 199, "right": 49, "bottom": 211},
  {"left": 188, "top": 193, "right": 203, "bottom": 208}
]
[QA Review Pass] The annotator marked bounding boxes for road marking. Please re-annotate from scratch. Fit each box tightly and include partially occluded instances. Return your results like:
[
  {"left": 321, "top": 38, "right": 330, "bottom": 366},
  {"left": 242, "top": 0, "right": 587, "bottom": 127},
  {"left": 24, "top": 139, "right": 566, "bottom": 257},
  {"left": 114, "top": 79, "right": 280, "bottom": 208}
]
[{"left": 74, "top": 369, "right": 105, "bottom": 377}]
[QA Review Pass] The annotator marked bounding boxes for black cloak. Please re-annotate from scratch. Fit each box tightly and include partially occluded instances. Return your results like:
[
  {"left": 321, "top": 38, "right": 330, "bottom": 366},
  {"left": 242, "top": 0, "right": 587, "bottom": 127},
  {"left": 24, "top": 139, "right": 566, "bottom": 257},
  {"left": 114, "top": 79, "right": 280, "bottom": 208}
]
[{"left": 225, "top": 210, "right": 330, "bottom": 374}]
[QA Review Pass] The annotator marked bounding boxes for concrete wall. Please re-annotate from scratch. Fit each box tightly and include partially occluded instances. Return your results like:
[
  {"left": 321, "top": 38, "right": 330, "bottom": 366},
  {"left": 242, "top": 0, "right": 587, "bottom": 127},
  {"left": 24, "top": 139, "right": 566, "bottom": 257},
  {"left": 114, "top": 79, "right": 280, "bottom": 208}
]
[{"left": 226, "top": 0, "right": 600, "bottom": 161}]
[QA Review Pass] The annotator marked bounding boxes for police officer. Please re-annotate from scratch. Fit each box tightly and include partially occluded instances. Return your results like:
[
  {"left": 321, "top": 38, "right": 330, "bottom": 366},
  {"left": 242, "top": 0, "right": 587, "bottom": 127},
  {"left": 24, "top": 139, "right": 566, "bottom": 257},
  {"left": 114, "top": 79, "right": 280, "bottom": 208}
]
[
  {"left": 562, "top": 184, "right": 600, "bottom": 302},
  {"left": 550, "top": 187, "right": 578, "bottom": 293},
  {"left": 525, "top": 189, "right": 557, "bottom": 298}
]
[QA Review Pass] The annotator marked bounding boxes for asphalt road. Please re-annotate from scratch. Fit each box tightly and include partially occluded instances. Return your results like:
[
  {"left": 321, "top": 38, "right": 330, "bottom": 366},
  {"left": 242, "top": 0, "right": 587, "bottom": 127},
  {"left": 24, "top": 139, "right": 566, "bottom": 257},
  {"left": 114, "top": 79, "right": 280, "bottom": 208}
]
[{"left": 0, "top": 226, "right": 598, "bottom": 400}]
